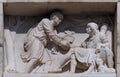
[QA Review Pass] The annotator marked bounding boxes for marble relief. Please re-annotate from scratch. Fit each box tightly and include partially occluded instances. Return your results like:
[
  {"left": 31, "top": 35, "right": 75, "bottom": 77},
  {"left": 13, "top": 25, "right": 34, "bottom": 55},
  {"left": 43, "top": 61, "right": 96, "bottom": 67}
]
[{"left": 4, "top": 9, "right": 115, "bottom": 74}]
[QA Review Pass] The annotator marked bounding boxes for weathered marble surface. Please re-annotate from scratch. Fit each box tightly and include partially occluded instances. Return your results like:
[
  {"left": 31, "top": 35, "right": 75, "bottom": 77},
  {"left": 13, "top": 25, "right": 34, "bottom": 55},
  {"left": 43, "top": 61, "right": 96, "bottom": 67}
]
[
  {"left": 3, "top": 73, "right": 116, "bottom": 77},
  {"left": 117, "top": 2, "right": 120, "bottom": 77},
  {"left": 4, "top": 0, "right": 118, "bottom": 2},
  {"left": 0, "top": 2, "right": 3, "bottom": 77},
  {"left": 4, "top": 3, "right": 116, "bottom": 16},
  {"left": 0, "top": 0, "right": 117, "bottom": 77},
  {"left": 0, "top": 0, "right": 119, "bottom": 76},
  {"left": 4, "top": 13, "right": 115, "bottom": 73}
]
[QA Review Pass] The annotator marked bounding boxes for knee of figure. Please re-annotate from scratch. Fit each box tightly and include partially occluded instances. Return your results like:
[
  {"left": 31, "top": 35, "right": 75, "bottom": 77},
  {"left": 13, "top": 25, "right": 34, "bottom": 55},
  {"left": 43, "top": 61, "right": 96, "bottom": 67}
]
[
  {"left": 71, "top": 54, "right": 75, "bottom": 59},
  {"left": 72, "top": 59, "right": 77, "bottom": 66},
  {"left": 29, "top": 58, "right": 38, "bottom": 65},
  {"left": 46, "top": 60, "right": 52, "bottom": 65}
]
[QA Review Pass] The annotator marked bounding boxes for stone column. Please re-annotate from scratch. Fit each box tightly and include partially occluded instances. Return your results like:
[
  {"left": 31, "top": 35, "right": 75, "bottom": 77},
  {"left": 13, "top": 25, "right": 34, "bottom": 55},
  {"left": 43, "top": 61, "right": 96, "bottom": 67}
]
[
  {"left": 117, "top": 2, "right": 120, "bottom": 77},
  {"left": 0, "top": 2, "right": 3, "bottom": 77}
]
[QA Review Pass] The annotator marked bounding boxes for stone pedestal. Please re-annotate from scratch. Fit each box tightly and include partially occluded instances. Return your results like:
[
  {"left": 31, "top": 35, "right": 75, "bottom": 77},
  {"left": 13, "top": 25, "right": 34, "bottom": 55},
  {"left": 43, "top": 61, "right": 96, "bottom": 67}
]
[
  {"left": 3, "top": 73, "right": 116, "bottom": 77},
  {"left": 117, "top": 2, "right": 120, "bottom": 77},
  {"left": 0, "top": 2, "right": 3, "bottom": 77}
]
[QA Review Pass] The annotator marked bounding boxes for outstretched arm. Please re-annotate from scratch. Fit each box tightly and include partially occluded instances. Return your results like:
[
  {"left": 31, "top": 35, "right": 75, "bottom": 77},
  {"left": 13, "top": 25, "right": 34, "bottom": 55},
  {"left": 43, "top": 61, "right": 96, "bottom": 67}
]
[{"left": 42, "top": 19, "right": 71, "bottom": 50}]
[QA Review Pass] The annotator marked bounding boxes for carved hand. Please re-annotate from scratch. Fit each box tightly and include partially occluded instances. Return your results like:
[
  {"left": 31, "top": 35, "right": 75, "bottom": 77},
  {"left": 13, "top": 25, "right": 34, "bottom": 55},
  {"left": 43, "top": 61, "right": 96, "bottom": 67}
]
[{"left": 60, "top": 40, "right": 70, "bottom": 50}]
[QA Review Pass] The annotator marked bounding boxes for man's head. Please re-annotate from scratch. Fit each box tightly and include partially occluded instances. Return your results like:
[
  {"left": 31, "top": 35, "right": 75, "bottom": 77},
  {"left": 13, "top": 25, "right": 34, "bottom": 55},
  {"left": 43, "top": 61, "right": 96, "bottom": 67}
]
[
  {"left": 50, "top": 9, "right": 63, "bottom": 26},
  {"left": 100, "top": 24, "right": 108, "bottom": 32},
  {"left": 86, "top": 22, "right": 98, "bottom": 35}
]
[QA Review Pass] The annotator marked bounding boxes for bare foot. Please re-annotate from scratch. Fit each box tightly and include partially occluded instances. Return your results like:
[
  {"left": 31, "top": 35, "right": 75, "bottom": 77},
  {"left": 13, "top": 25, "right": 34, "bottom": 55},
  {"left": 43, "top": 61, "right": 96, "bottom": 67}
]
[
  {"left": 5, "top": 65, "right": 17, "bottom": 73},
  {"left": 48, "top": 68, "right": 62, "bottom": 73}
]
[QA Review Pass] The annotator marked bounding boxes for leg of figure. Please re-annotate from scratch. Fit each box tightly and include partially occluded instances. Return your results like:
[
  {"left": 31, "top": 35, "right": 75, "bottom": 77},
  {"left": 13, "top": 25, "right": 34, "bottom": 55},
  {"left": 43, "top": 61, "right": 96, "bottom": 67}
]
[
  {"left": 25, "top": 59, "right": 38, "bottom": 73},
  {"left": 105, "top": 47, "right": 114, "bottom": 68},
  {"left": 43, "top": 60, "right": 53, "bottom": 73},
  {"left": 5, "top": 29, "right": 16, "bottom": 72},
  {"left": 70, "top": 54, "right": 77, "bottom": 73},
  {"left": 47, "top": 48, "right": 73, "bottom": 73},
  {"left": 25, "top": 39, "right": 45, "bottom": 73}
]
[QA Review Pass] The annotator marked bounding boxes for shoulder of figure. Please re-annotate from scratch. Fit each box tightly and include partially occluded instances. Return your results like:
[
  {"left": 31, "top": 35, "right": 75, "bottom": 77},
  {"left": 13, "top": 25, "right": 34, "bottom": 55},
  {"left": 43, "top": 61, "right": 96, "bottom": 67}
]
[
  {"left": 41, "top": 18, "right": 50, "bottom": 22},
  {"left": 99, "top": 32, "right": 106, "bottom": 37}
]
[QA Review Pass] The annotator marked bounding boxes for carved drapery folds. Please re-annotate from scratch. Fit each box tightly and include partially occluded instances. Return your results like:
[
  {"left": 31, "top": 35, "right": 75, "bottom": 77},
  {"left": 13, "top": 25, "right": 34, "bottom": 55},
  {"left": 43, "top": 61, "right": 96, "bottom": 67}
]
[{"left": 4, "top": 11, "right": 115, "bottom": 74}]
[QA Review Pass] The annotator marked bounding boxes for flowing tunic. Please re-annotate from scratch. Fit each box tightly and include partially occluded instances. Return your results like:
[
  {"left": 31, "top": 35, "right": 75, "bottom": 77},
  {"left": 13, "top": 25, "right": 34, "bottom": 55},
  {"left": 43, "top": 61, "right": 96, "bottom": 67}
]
[
  {"left": 21, "top": 19, "right": 52, "bottom": 63},
  {"left": 73, "top": 32, "right": 107, "bottom": 66}
]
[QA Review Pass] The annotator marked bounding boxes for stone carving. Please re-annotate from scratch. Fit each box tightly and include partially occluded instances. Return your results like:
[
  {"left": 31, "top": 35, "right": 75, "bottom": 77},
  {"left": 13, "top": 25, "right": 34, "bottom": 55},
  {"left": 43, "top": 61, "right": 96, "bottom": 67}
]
[
  {"left": 21, "top": 10, "right": 73, "bottom": 73},
  {"left": 95, "top": 58, "right": 115, "bottom": 73},
  {"left": 4, "top": 29, "right": 16, "bottom": 73},
  {"left": 4, "top": 10, "right": 115, "bottom": 74},
  {"left": 21, "top": 20, "right": 115, "bottom": 73},
  {"left": 97, "top": 24, "right": 114, "bottom": 68},
  {"left": 69, "top": 22, "right": 103, "bottom": 73},
  {"left": 79, "top": 22, "right": 114, "bottom": 73},
  {"left": 4, "top": 17, "right": 25, "bottom": 73}
]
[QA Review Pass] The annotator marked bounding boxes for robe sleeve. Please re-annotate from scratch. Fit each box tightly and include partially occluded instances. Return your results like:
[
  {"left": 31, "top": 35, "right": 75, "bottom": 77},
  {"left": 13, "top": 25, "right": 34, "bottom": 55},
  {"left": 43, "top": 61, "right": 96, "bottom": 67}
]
[{"left": 42, "top": 19, "right": 70, "bottom": 50}]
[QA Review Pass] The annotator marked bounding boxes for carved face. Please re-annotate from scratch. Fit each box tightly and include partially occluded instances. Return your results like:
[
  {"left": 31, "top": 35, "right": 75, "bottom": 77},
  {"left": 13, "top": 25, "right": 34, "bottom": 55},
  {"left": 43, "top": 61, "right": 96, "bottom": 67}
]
[
  {"left": 100, "top": 25, "right": 107, "bottom": 32},
  {"left": 53, "top": 15, "right": 62, "bottom": 25},
  {"left": 86, "top": 22, "right": 98, "bottom": 35},
  {"left": 86, "top": 26, "right": 92, "bottom": 34}
]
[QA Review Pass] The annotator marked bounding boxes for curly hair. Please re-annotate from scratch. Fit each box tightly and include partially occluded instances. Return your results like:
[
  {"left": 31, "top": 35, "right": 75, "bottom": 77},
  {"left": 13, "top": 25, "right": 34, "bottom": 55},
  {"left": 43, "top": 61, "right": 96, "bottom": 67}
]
[
  {"left": 50, "top": 9, "right": 63, "bottom": 20},
  {"left": 87, "top": 22, "right": 98, "bottom": 31}
]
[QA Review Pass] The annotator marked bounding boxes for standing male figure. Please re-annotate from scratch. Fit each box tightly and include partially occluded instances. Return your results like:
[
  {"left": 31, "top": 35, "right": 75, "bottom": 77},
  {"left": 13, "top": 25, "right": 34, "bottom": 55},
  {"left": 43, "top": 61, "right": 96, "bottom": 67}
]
[{"left": 21, "top": 9, "right": 71, "bottom": 73}]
